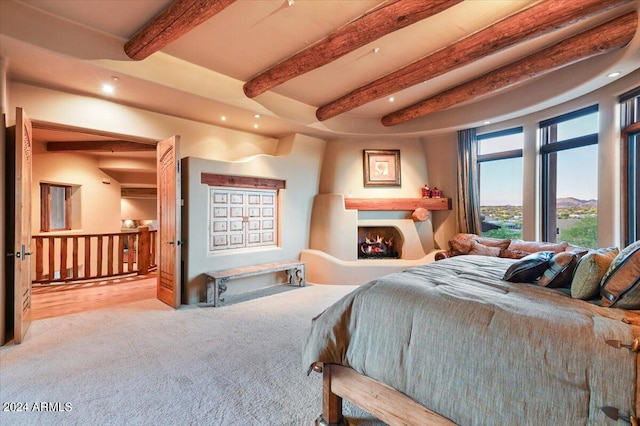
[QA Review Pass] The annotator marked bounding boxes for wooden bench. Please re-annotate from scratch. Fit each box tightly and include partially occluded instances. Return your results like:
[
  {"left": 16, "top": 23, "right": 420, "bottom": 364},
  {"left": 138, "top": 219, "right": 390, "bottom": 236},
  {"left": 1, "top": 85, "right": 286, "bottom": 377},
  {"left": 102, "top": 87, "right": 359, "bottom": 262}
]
[{"left": 203, "top": 260, "right": 306, "bottom": 307}]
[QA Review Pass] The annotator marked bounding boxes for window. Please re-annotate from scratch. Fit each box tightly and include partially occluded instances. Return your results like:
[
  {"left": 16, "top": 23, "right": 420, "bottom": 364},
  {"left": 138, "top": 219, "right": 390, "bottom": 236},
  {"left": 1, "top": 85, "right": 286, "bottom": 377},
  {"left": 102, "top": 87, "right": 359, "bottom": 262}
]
[
  {"left": 540, "top": 105, "right": 598, "bottom": 248},
  {"left": 477, "top": 127, "right": 523, "bottom": 239},
  {"left": 40, "top": 183, "right": 72, "bottom": 232},
  {"left": 627, "top": 132, "right": 640, "bottom": 243},
  {"left": 620, "top": 87, "right": 640, "bottom": 245}
]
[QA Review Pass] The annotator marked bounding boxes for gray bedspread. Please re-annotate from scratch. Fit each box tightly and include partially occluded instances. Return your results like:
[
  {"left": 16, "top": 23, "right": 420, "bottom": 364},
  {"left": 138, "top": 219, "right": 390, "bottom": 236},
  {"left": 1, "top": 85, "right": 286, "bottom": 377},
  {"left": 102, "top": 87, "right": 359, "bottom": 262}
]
[{"left": 303, "top": 255, "right": 638, "bottom": 425}]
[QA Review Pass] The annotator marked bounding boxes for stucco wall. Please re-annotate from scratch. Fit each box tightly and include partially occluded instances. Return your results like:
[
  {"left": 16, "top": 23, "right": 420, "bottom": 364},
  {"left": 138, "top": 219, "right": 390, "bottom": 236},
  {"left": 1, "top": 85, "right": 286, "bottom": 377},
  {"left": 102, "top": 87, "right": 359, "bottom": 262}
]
[
  {"left": 32, "top": 145, "right": 123, "bottom": 235},
  {"left": 121, "top": 198, "right": 156, "bottom": 222},
  {"left": 7, "top": 82, "right": 279, "bottom": 159},
  {"left": 181, "top": 133, "right": 325, "bottom": 304},
  {"left": 317, "top": 136, "right": 454, "bottom": 251},
  {"left": 422, "top": 132, "right": 458, "bottom": 250},
  {"left": 319, "top": 136, "right": 429, "bottom": 198}
]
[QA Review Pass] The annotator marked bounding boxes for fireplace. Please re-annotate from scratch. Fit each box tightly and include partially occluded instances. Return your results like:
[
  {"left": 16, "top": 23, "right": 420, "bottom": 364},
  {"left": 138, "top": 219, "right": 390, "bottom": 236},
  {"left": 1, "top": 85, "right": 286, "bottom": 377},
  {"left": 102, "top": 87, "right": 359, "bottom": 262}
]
[
  {"left": 303, "top": 194, "right": 441, "bottom": 284},
  {"left": 357, "top": 226, "right": 403, "bottom": 259}
]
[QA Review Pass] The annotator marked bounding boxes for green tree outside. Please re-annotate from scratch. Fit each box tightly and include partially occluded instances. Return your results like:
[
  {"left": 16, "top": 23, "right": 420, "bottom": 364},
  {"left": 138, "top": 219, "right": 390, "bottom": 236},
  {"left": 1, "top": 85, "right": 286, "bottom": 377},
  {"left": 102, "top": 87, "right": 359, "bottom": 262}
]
[
  {"left": 560, "top": 216, "right": 598, "bottom": 248},
  {"left": 482, "top": 227, "right": 522, "bottom": 240}
]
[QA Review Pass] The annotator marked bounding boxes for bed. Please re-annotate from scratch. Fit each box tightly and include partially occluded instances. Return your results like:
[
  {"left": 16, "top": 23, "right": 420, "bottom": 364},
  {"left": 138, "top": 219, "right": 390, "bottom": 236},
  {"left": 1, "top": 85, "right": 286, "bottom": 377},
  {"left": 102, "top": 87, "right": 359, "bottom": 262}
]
[{"left": 303, "top": 254, "right": 640, "bottom": 425}]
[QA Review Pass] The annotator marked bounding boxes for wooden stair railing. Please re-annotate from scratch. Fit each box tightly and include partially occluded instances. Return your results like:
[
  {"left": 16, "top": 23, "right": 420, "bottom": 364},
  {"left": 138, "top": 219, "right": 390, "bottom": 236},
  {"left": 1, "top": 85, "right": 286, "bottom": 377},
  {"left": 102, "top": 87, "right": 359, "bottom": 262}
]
[{"left": 32, "top": 227, "right": 157, "bottom": 284}]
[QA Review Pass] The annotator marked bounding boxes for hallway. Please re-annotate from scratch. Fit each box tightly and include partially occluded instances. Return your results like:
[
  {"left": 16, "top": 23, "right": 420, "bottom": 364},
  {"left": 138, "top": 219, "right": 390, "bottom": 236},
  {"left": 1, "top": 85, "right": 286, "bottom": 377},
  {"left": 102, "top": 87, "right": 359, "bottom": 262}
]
[{"left": 31, "top": 273, "right": 157, "bottom": 320}]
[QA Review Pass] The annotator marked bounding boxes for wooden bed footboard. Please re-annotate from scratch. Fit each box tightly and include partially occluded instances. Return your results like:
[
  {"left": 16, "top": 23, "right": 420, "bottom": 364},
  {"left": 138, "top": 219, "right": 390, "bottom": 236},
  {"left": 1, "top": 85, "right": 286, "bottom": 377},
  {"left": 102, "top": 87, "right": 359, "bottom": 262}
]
[{"left": 315, "top": 363, "right": 456, "bottom": 426}]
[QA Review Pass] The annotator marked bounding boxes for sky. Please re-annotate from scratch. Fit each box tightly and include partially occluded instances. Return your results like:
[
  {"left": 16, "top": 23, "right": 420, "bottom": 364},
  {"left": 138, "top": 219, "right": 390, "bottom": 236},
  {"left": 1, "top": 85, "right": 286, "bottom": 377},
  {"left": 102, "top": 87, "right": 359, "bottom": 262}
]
[{"left": 479, "top": 112, "right": 599, "bottom": 206}]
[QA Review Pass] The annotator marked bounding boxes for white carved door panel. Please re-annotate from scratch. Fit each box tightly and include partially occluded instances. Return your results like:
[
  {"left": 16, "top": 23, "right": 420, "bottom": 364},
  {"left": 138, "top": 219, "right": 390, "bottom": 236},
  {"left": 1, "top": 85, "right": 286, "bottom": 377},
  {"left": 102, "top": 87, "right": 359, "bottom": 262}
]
[{"left": 209, "top": 187, "right": 277, "bottom": 252}]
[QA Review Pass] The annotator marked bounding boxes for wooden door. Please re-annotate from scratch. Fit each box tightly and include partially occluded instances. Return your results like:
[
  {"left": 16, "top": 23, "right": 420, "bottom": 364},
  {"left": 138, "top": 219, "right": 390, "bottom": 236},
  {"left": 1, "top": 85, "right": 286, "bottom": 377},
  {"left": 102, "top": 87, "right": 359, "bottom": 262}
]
[
  {"left": 7, "top": 108, "right": 33, "bottom": 343},
  {"left": 156, "top": 136, "right": 181, "bottom": 308}
]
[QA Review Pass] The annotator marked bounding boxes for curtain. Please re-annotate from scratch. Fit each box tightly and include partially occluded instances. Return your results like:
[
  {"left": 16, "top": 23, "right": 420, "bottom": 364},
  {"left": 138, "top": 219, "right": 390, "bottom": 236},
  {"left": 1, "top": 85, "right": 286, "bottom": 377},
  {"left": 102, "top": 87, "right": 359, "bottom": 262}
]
[{"left": 456, "top": 128, "right": 482, "bottom": 234}]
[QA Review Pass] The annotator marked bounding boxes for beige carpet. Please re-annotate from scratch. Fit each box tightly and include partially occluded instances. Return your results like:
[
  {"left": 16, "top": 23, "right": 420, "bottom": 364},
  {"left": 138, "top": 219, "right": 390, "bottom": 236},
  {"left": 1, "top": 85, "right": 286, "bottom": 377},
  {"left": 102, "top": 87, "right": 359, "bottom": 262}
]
[{"left": 0, "top": 284, "right": 384, "bottom": 425}]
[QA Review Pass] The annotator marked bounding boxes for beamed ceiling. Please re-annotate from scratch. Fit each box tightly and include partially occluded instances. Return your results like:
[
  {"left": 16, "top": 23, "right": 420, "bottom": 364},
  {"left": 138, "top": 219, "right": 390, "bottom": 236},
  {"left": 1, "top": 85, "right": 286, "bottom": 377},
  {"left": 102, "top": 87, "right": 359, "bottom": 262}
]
[{"left": 0, "top": 0, "right": 639, "bottom": 151}]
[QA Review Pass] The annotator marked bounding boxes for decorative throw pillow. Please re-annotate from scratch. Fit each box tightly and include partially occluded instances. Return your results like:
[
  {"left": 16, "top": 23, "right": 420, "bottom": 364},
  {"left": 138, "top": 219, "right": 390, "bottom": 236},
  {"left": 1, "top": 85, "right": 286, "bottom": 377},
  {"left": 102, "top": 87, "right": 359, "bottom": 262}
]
[
  {"left": 499, "top": 241, "right": 570, "bottom": 260},
  {"left": 507, "top": 240, "right": 569, "bottom": 255},
  {"left": 468, "top": 241, "right": 501, "bottom": 257},
  {"left": 476, "top": 237, "right": 511, "bottom": 250},
  {"left": 567, "top": 248, "right": 589, "bottom": 260},
  {"left": 551, "top": 241, "right": 570, "bottom": 254},
  {"left": 503, "top": 251, "right": 554, "bottom": 283},
  {"left": 499, "top": 248, "right": 531, "bottom": 259},
  {"left": 448, "top": 233, "right": 476, "bottom": 255},
  {"left": 537, "top": 252, "right": 579, "bottom": 288},
  {"left": 600, "top": 241, "right": 640, "bottom": 309},
  {"left": 570, "top": 247, "right": 619, "bottom": 300},
  {"left": 449, "top": 235, "right": 510, "bottom": 256}
]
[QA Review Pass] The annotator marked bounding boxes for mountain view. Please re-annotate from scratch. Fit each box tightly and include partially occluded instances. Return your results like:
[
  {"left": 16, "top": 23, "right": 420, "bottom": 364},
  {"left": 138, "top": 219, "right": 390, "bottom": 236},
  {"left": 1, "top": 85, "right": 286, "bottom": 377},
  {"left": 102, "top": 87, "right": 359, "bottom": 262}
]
[
  {"left": 480, "top": 197, "right": 598, "bottom": 248},
  {"left": 556, "top": 197, "right": 597, "bottom": 209}
]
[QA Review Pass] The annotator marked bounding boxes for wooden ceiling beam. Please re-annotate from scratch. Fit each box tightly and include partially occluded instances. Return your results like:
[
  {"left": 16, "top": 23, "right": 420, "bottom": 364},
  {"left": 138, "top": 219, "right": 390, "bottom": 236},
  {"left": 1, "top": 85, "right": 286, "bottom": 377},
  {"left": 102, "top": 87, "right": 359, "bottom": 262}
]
[
  {"left": 243, "top": 0, "right": 461, "bottom": 98},
  {"left": 316, "top": 0, "right": 633, "bottom": 121},
  {"left": 121, "top": 188, "right": 157, "bottom": 198},
  {"left": 47, "top": 141, "right": 156, "bottom": 152},
  {"left": 381, "top": 11, "right": 637, "bottom": 127},
  {"left": 125, "top": 0, "right": 237, "bottom": 60}
]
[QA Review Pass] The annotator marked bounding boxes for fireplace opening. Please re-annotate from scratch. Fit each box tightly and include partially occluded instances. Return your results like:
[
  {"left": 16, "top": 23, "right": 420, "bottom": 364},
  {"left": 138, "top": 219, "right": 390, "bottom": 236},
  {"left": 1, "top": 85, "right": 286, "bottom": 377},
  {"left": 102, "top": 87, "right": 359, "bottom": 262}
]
[{"left": 357, "top": 226, "right": 403, "bottom": 259}]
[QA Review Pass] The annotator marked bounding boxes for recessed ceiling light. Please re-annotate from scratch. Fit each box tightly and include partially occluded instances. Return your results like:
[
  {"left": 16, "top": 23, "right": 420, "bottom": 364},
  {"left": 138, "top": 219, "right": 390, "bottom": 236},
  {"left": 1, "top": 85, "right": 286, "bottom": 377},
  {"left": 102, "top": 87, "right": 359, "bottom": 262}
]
[
  {"left": 484, "top": 121, "right": 491, "bottom": 125},
  {"left": 254, "top": 114, "right": 261, "bottom": 119},
  {"left": 101, "top": 76, "right": 119, "bottom": 94},
  {"left": 388, "top": 97, "right": 395, "bottom": 102},
  {"left": 101, "top": 83, "right": 115, "bottom": 94},
  {"left": 607, "top": 71, "right": 621, "bottom": 78},
  {"left": 253, "top": 124, "right": 259, "bottom": 129},
  {"left": 221, "top": 116, "right": 227, "bottom": 121},
  {"left": 287, "top": 0, "right": 294, "bottom": 6},
  {"left": 373, "top": 47, "right": 380, "bottom": 54}
]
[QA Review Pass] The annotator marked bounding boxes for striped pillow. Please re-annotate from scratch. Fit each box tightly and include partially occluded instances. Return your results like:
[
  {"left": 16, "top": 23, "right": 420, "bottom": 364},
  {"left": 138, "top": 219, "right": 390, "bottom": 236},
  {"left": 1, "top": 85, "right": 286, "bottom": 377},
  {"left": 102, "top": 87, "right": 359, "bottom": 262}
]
[
  {"left": 537, "top": 252, "right": 579, "bottom": 288},
  {"left": 503, "top": 251, "right": 553, "bottom": 282},
  {"left": 600, "top": 240, "right": 640, "bottom": 308}
]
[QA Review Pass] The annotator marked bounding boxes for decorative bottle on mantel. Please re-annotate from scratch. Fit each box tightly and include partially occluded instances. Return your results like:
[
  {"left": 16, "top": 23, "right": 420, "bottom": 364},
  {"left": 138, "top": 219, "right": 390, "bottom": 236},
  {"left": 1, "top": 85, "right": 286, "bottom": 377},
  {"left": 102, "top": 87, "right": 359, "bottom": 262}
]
[
  {"left": 421, "top": 184, "right": 431, "bottom": 198},
  {"left": 432, "top": 187, "right": 443, "bottom": 198}
]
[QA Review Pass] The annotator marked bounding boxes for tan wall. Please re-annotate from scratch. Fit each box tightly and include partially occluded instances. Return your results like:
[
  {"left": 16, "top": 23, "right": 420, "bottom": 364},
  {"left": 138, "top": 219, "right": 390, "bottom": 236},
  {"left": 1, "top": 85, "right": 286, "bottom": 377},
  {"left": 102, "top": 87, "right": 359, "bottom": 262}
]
[
  {"left": 319, "top": 136, "right": 430, "bottom": 198},
  {"left": 318, "top": 136, "right": 456, "bottom": 251},
  {"left": 7, "top": 83, "right": 278, "bottom": 160},
  {"left": 121, "top": 198, "right": 156, "bottom": 222},
  {"left": 422, "top": 132, "right": 458, "bottom": 250},
  {"left": 32, "top": 146, "right": 122, "bottom": 235},
  {"left": 182, "top": 133, "right": 326, "bottom": 304}
]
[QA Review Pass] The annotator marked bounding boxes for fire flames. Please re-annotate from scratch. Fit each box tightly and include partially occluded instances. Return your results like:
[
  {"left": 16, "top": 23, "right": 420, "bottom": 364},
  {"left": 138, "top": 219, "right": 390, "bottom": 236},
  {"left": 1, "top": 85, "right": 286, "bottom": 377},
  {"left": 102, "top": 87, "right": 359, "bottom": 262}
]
[{"left": 360, "top": 234, "right": 393, "bottom": 255}]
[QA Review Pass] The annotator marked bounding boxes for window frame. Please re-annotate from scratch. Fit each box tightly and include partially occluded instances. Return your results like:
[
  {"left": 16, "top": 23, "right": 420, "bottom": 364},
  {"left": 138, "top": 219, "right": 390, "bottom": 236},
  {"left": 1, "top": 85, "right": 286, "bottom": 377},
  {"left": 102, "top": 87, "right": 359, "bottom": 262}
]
[
  {"left": 620, "top": 86, "right": 640, "bottom": 245},
  {"left": 477, "top": 127, "right": 524, "bottom": 163},
  {"left": 40, "top": 182, "right": 72, "bottom": 232},
  {"left": 476, "top": 126, "right": 524, "bottom": 237},
  {"left": 539, "top": 105, "right": 599, "bottom": 243},
  {"left": 625, "top": 129, "right": 640, "bottom": 244}
]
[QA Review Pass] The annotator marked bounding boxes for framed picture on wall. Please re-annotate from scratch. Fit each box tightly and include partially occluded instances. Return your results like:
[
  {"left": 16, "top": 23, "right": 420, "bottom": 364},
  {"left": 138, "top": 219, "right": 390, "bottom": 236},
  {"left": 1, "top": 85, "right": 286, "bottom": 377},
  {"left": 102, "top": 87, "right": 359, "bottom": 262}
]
[{"left": 363, "top": 149, "right": 401, "bottom": 186}]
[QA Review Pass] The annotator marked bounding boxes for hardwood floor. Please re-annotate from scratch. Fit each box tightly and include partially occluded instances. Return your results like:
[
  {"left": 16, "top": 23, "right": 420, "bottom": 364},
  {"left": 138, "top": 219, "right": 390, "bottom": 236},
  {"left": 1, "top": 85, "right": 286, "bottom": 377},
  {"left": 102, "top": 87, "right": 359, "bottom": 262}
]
[{"left": 31, "top": 273, "right": 157, "bottom": 320}]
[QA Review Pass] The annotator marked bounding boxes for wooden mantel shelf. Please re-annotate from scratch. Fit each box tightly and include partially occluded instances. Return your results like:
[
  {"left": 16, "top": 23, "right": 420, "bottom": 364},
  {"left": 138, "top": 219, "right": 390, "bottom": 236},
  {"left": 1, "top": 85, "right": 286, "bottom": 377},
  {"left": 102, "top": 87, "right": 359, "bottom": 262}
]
[{"left": 344, "top": 198, "right": 451, "bottom": 211}]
